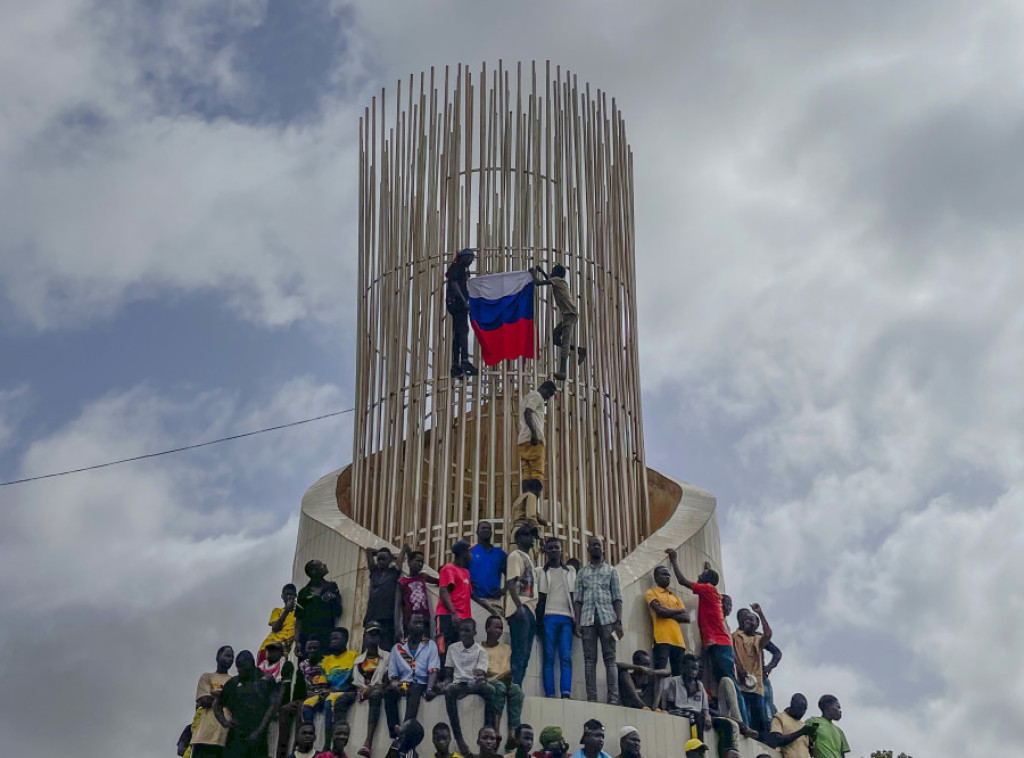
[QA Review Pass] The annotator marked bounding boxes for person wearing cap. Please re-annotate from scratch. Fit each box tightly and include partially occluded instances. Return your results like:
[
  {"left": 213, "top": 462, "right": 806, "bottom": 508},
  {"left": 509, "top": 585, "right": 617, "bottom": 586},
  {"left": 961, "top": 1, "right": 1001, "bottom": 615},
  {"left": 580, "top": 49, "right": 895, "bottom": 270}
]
[
  {"left": 533, "top": 727, "right": 568, "bottom": 758},
  {"left": 664, "top": 549, "right": 750, "bottom": 726},
  {"left": 513, "top": 381, "right": 557, "bottom": 529},
  {"left": 259, "top": 583, "right": 298, "bottom": 663},
  {"left": 615, "top": 727, "right": 642, "bottom": 758},
  {"left": 573, "top": 537, "right": 622, "bottom": 705},
  {"left": 352, "top": 623, "right": 394, "bottom": 757},
  {"left": 504, "top": 525, "right": 539, "bottom": 685},
  {"left": 445, "top": 248, "right": 478, "bottom": 378},
  {"left": 296, "top": 560, "right": 343, "bottom": 653},
  {"left": 568, "top": 719, "right": 611, "bottom": 758},
  {"left": 683, "top": 738, "right": 708, "bottom": 758},
  {"left": 437, "top": 540, "right": 500, "bottom": 667},
  {"left": 529, "top": 264, "right": 586, "bottom": 381}
]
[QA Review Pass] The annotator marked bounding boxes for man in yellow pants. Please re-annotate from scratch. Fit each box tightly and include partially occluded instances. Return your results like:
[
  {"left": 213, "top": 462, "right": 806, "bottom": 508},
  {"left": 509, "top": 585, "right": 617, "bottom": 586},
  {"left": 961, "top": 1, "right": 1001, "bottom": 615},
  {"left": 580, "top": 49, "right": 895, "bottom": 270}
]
[{"left": 512, "top": 381, "right": 557, "bottom": 528}]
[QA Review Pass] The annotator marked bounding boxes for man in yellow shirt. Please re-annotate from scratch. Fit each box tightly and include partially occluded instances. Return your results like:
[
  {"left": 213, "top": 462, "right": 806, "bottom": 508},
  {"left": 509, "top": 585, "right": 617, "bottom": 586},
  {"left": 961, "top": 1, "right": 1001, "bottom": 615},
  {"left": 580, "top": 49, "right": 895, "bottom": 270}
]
[
  {"left": 768, "top": 693, "right": 816, "bottom": 758},
  {"left": 644, "top": 565, "right": 690, "bottom": 678},
  {"left": 259, "top": 583, "right": 298, "bottom": 662}
]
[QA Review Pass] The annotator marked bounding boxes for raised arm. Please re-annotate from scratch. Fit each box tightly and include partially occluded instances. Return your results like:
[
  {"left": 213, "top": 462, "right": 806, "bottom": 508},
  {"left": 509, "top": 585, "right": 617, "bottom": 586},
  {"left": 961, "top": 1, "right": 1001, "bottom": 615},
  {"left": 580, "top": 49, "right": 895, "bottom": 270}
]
[
  {"left": 664, "top": 549, "right": 694, "bottom": 590},
  {"left": 529, "top": 266, "right": 551, "bottom": 285},
  {"left": 751, "top": 603, "right": 773, "bottom": 643}
]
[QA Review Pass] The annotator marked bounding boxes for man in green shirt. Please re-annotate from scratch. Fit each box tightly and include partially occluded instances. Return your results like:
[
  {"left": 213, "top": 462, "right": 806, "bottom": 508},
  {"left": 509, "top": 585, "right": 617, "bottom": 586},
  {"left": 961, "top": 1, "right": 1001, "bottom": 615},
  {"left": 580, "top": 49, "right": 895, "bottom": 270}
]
[{"left": 805, "top": 695, "right": 850, "bottom": 758}]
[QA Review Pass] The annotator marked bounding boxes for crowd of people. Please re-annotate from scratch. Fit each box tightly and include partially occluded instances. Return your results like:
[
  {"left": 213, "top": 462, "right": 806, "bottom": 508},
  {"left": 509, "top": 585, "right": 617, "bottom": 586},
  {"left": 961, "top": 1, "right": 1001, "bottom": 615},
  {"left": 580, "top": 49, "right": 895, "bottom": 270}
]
[{"left": 178, "top": 524, "right": 850, "bottom": 758}]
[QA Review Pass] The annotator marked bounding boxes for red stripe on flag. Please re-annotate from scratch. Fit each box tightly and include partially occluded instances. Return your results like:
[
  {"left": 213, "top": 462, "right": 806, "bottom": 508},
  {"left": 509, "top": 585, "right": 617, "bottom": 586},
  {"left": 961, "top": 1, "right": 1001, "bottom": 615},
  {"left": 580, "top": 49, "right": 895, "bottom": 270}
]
[{"left": 472, "top": 318, "right": 535, "bottom": 366}]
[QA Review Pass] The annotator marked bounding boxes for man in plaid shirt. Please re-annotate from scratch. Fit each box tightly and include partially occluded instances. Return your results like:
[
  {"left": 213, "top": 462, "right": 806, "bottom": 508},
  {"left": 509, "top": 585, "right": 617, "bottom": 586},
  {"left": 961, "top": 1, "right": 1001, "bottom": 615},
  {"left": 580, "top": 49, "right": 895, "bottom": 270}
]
[{"left": 573, "top": 536, "right": 622, "bottom": 704}]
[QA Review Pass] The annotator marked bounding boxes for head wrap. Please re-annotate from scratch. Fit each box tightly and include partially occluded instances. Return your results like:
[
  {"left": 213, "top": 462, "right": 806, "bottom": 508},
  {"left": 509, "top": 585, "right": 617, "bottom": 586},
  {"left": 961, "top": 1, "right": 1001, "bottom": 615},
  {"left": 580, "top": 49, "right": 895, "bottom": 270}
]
[{"left": 539, "top": 727, "right": 564, "bottom": 748}]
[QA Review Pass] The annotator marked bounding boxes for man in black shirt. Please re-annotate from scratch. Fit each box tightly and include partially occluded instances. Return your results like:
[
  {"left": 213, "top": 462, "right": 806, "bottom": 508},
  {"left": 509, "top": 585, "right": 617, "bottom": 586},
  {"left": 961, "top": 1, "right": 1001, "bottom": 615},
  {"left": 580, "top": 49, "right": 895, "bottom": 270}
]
[
  {"left": 445, "top": 249, "right": 478, "bottom": 378},
  {"left": 215, "top": 650, "right": 276, "bottom": 758},
  {"left": 296, "top": 559, "right": 343, "bottom": 652},
  {"left": 365, "top": 547, "right": 402, "bottom": 650}
]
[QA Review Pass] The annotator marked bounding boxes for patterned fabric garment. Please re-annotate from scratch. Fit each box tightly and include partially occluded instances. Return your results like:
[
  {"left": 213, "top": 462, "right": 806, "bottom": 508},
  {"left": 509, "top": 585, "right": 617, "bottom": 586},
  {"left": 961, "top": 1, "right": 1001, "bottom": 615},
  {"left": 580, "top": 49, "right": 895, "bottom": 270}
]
[
  {"left": 399, "top": 575, "right": 430, "bottom": 622},
  {"left": 574, "top": 561, "right": 622, "bottom": 626}
]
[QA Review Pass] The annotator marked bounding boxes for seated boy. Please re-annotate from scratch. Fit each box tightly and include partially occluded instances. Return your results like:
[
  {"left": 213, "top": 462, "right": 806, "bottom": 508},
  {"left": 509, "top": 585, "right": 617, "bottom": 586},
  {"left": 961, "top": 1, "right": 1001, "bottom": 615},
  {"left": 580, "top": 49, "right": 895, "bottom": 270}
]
[{"left": 443, "top": 618, "right": 496, "bottom": 755}]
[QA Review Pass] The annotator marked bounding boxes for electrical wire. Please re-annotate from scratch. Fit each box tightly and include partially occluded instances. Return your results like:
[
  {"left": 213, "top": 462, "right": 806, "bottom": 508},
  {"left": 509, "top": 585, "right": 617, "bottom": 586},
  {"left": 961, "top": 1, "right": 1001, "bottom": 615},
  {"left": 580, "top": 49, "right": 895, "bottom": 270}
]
[{"left": 0, "top": 407, "right": 355, "bottom": 487}]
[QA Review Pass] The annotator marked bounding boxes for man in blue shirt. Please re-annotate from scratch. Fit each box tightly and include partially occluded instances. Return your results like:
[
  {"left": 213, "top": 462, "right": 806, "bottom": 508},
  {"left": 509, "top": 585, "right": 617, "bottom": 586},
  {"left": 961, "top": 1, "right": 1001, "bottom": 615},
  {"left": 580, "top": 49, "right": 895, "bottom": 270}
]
[
  {"left": 470, "top": 520, "right": 506, "bottom": 600},
  {"left": 569, "top": 720, "right": 612, "bottom": 758}
]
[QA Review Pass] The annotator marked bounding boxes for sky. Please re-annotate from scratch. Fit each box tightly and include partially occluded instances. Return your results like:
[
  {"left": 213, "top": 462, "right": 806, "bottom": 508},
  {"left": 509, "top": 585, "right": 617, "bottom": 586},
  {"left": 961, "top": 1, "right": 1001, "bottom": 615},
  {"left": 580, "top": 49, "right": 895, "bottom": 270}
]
[{"left": 2, "top": 1, "right": 1023, "bottom": 756}]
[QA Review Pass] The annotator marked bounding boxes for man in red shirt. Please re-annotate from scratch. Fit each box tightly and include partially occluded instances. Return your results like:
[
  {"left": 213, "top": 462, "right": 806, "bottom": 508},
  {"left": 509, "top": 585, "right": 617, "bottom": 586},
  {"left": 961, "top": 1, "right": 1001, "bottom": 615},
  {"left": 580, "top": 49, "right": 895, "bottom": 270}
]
[
  {"left": 436, "top": 540, "right": 500, "bottom": 667},
  {"left": 665, "top": 550, "right": 750, "bottom": 727}
]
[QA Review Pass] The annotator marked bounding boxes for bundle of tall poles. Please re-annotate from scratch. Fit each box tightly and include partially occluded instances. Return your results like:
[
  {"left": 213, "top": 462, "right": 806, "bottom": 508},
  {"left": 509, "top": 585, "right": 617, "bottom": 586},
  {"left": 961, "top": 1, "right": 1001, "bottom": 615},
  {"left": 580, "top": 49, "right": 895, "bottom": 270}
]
[{"left": 352, "top": 61, "right": 650, "bottom": 567}]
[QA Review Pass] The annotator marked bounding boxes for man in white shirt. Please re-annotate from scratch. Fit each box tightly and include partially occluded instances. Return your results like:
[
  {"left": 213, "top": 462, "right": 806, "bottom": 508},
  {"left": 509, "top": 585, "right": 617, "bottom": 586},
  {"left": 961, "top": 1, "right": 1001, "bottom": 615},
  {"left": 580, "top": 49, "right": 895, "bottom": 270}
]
[
  {"left": 512, "top": 382, "right": 557, "bottom": 528},
  {"left": 537, "top": 536, "right": 576, "bottom": 698},
  {"left": 443, "top": 618, "right": 496, "bottom": 755},
  {"left": 504, "top": 526, "right": 539, "bottom": 687}
]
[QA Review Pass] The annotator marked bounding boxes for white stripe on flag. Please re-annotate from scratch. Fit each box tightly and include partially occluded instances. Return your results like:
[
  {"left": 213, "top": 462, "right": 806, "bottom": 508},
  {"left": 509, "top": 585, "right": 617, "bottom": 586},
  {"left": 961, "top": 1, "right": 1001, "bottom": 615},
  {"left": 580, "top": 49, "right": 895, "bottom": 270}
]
[{"left": 466, "top": 270, "right": 533, "bottom": 301}]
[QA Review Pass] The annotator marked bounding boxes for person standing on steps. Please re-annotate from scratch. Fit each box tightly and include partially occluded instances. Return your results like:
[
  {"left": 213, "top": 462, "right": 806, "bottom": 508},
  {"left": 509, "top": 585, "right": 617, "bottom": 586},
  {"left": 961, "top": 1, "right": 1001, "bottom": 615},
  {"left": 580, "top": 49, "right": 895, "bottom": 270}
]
[
  {"left": 574, "top": 537, "right": 622, "bottom": 705},
  {"left": 446, "top": 249, "right": 478, "bottom": 379},
  {"left": 512, "top": 381, "right": 557, "bottom": 529},
  {"left": 664, "top": 549, "right": 750, "bottom": 727},
  {"left": 536, "top": 536, "right": 576, "bottom": 699},
  {"left": 529, "top": 265, "right": 586, "bottom": 381}
]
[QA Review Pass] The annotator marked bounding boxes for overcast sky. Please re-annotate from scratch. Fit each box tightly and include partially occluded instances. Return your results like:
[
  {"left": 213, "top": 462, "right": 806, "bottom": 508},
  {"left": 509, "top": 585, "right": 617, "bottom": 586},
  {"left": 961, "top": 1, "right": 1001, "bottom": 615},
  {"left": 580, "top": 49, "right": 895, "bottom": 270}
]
[{"left": 3, "top": 1, "right": 1023, "bottom": 756}]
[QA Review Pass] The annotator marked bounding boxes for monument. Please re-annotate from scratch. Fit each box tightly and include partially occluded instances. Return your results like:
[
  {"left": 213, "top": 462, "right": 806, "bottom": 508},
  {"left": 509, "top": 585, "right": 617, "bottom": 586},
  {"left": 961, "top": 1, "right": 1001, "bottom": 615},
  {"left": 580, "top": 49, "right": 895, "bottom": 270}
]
[{"left": 291, "top": 62, "right": 770, "bottom": 757}]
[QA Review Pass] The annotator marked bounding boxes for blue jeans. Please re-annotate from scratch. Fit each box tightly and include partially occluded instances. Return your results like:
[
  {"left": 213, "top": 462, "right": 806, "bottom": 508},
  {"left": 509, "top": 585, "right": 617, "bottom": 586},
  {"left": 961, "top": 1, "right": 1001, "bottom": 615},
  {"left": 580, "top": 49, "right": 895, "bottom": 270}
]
[
  {"left": 705, "top": 644, "right": 750, "bottom": 725},
  {"left": 508, "top": 607, "right": 536, "bottom": 685},
  {"left": 542, "top": 614, "right": 574, "bottom": 697},
  {"left": 742, "top": 691, "right": 767, "bottom": 739}
]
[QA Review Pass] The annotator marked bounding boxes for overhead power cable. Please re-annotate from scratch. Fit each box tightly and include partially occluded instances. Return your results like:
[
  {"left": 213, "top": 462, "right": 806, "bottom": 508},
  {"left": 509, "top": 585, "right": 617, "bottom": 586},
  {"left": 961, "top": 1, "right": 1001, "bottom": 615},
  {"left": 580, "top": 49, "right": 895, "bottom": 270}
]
[{"left": 0, "top": 407, "right": 355, "bottom": 487}]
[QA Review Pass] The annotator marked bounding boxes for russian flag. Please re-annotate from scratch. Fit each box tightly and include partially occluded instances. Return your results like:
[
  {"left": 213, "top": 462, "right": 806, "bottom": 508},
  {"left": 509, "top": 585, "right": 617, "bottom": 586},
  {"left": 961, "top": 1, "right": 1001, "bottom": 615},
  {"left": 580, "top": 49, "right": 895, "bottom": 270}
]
[{"left": 467, "top": 271, "right": 536, "bottom": 366}]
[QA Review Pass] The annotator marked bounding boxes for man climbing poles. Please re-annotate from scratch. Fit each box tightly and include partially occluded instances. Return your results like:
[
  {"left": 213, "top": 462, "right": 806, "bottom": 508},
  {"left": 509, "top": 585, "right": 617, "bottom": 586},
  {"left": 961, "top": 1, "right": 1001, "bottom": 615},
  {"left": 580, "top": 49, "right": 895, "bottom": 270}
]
[
  {"left": 530, "top": 265, "right": 586, "bottom": 381},
  {"left": 510, "top": 381, "right": 557, "bottom": 529},
  {"left": 446, "top": 249, "right": 478, "bottom": 378}
]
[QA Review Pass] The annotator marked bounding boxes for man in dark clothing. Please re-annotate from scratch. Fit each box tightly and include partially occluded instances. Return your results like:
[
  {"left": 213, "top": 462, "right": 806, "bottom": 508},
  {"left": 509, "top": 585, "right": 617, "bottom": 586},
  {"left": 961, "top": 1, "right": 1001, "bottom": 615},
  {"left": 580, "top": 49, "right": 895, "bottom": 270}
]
[
  {"left": 446, "top": 248, "right": 478, "bottom": 378},
  {"left": 365, "top": 547, "right": 402, "bottom": 650},
  {"left": 215, "top": 650, "right": 276, "bottom": 758},
  {"left": 616, "top": 650, "right": 669, "bottom": 710},
  {"left": 296, "top": 559, "right": 343, "bottom": 653}
]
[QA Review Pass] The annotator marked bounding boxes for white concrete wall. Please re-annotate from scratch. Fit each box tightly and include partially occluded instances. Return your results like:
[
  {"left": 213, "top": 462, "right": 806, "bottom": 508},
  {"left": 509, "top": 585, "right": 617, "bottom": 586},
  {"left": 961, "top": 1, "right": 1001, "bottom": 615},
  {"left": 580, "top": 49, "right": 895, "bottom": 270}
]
[{"left": 291, "top": 467, "right": 778, "bottom": 758}]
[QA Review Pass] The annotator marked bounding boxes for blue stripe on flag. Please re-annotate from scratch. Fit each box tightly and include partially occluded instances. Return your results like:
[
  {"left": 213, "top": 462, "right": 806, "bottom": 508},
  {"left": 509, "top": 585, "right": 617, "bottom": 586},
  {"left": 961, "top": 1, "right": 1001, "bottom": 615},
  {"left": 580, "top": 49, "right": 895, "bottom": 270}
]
[{"left": 469, "top": 282, "right": 535, "bottom": 332}]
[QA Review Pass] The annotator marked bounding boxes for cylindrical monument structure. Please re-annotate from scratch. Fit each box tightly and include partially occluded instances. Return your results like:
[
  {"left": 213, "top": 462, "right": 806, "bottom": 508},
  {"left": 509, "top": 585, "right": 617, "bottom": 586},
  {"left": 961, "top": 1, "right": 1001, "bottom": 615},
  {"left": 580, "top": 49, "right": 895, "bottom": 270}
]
[{"left": 350, "top": 61, "right": 648, "bottom": 565}]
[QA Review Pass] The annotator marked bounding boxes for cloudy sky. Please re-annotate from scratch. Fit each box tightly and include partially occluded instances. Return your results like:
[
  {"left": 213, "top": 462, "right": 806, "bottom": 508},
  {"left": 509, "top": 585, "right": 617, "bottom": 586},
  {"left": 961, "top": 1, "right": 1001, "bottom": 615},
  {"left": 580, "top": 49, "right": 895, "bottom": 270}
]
[{"left": 3, "top": 1, "right": 1022, "bottom": 756}]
